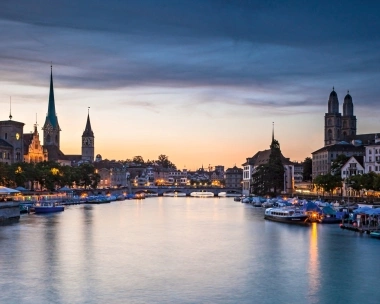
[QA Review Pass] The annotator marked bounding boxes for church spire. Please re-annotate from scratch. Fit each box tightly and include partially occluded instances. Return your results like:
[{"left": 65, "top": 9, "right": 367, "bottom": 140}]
[
  {"left": 47, "top": 64, "right": 58, "bottom": 128},
  {"left": 272, "top": 122, "right": 274, "bottom": 143},
  {"left": 82, "top": 107, "right": 94, "bottom": 137}
]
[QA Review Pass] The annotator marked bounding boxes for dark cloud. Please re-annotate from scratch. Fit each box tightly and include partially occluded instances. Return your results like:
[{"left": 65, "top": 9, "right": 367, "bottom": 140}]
[{"left": 0, "top": 0, "right": 380, "bottom": 109}]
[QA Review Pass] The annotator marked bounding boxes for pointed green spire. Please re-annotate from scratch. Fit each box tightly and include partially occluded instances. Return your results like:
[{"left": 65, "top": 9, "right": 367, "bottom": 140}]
[{"left": 47, "top": 64, "right": 58, "bottom": 128}]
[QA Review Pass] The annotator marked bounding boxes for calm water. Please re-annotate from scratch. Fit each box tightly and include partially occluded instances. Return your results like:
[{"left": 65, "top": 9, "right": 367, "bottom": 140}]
[{"left": 1, "top": 197, "right": 380, "bottom": 304}]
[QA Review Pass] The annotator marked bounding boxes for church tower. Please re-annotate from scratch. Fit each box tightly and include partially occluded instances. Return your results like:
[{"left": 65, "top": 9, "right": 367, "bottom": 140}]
[
  {"left": 341, "top": 91, "right": 357, "bottom": 140},
  {"left": 42, "top": 65, "right": 61, "bottom": 148},
  {"left": 81, "top": 108, "right": 94, "bottom": 162},
  {"left": 324, "top": 88, "right": 342, "bottom": 146}
]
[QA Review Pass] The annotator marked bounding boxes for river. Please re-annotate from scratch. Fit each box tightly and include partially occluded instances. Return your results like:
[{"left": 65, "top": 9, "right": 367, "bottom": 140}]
[{"left": 1, "top": 197, "right": 379, "bottom": 304}]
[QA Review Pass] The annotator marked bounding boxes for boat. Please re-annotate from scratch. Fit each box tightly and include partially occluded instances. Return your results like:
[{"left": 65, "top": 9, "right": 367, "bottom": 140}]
[
  {"left": 264, "top": 207, "right": 309, "bottom": 225},
  {"left": 218, "top": 191, "right": 241, "bottom": 197},
  {"left": 190, "top": 191, "right": 214, "bottom": 198},
  {"left": 369, "top": 230, "right": 380, "bottom": 239},
  {"left": 163, "top": 192, "right": 186, "bottom": 197},
  {"left": 34, "top": 201, "right": 64, "bottom": 213}
]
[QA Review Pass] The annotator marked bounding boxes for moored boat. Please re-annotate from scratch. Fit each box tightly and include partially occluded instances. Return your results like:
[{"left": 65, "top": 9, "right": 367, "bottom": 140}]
[
  {"left": 34, "top": 201, "right": 64, "bottom": 213},
  {"left": 264, "top": 207, "right": 309, "bottom": 225},
  {"left": 190, "top": 191, "right": 214, "bottom": 198},
  {"left": 163, "top": 192, "right": 186, "bottom": 197},
  {"left": 370, "top": 230, "right": 380, "bottom": 239}
]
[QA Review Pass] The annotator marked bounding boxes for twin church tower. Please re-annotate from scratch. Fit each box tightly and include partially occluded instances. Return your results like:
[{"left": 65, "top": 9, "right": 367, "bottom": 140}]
[
  {"left": 324, "top": 88, "right": 357, "bottom": 146},
  {"left": 42, "top": 66, "right": 95, "bottom": 162}
]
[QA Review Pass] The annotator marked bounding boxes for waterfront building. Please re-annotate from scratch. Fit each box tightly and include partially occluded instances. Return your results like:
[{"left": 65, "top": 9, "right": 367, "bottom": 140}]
[
  {"left": 23, "top": 123, "right": 48, "bottom": 163},
  {"left": 312, "top": 143, "right": 364, "bottom": 179},
  {"left": 225, "top": 166, "right": 243, "bottom": 189},
  {"left": 95, "top": 160, "right": 128, "bottom": 188},
  {"left": 293, "top": 161, "right": 304, "bottom": 183},
  {"left": 364, "top": 135, "right": 380, "bottom": 174},
  {"left": 0, "top": 115, "right": 25, "bottom": 164},
  {"left": 341, "top": 156, "right": 364, "bottom": 196},
  {"left": 242, "top": 150, "right": 294, "bottom": 196}
]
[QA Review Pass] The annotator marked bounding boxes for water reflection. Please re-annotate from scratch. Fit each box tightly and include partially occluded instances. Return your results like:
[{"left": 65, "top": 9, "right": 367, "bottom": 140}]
[
  {"left": 308, "top": 223, "right": 320, "bottom": 302},
  {"left": 1, "top": 198, "right": 380, "bottom": 303}
]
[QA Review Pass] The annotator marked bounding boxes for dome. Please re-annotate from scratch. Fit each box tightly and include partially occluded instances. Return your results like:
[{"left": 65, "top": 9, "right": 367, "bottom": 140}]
[
  {"left": 95, "top": 154, "right": 102, "bottom": 162},
  {"left": 344, "top": 92, "right": 352, "bottom": 102},
  {"left": 343, "top": 90, "right": 354, "bottom": 116},
  {"left": 329, "top": 89, "right": 337, "bottom": 97},
  {"left": 328, "top": 87, "right": 339, "bottom": 114}
]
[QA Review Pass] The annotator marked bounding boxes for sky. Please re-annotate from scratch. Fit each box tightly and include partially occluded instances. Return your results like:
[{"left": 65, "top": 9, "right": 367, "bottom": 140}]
[{"left": 1, "top": 0, "right": 380, "bottom": 170}]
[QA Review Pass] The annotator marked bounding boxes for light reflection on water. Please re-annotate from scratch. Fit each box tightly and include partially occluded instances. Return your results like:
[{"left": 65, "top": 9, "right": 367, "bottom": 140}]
[{"left": 1, "top": 198, "right": 380, "bottom": 304}]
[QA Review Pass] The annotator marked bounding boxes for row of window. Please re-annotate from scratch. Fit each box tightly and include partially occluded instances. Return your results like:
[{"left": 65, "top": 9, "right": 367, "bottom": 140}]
[
  {"left": 368, "top": 150, "right": 380, "bottom": 155},
  {"left": 368, "top": 166, "right": 380, "bottom": 172}
]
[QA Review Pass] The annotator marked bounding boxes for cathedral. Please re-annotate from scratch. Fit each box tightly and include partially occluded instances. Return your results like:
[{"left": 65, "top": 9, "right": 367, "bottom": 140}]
[
  {"left": 312, "top": 88, "right": 378, "bottom": 178},
  {"left": 324, "top": 88, "right": 357, "bottom": 146}
]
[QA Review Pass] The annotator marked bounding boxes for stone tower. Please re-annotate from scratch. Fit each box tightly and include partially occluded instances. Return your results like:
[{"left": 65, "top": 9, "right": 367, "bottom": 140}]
[
  {"left": 42, "top": 66, "right": 61, "bottom": 148},
  {"left": 341, "top": 91, "right": 357, "bottom": 140},
  {"left": 324, "top": 88, "right": 342, "bottom": 146},
  {"left": 81, "top": 109, "right": 94, "bottom": 162}
]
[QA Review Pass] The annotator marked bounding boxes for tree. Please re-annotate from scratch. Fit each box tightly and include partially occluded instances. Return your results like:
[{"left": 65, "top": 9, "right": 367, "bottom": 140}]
[
  {"left": 331, "top": 154, "right": 349, "bottom": 176},
  {"left": 303, "top": 157, "right": 312, "bottom": 181},
  {"left": 267, "top": 139, "right": 285, "bottom": 194},
  {"left": 313, "top": 174, "right": 342, "bottom": 196},
  {"left": 132, "top": 156, "right": 145, "bottom": 165},
  {"left": 157, "top": 154, "right": 177, "bottom": 169},
  {"left": 250, "top": 139, "right": 284, "bottom": 196}
]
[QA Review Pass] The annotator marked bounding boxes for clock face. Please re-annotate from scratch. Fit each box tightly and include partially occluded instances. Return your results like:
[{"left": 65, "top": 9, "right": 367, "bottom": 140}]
[{"left": 15, "top": 133, "right": 20, "bottom": 140}]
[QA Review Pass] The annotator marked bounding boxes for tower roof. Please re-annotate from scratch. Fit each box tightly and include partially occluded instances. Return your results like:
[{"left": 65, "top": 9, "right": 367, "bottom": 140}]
[
  {"left": 82, "top": 111, "right": 94, "bottom": 137},
  {"left": 344, "top": 91, "right": 352, "bottom": 102},
  {"left": 45, "top": 65, "right": 59, "bottom": 128},
  {"left": 329, "top": 88, "right": 337, "bottom": 97}
]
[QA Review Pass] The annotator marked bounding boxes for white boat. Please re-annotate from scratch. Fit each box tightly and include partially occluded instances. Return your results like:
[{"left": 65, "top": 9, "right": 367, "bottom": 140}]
[
  {"left": 163, "top": 192, "right": 186, "bottom": 197},
  {"left": 218, "top": 192, "right": 241, "bottom": 197},
  {"left": 264, "top": 207, "right": 309, "bottom": 225},
  {"left": 190, "top": 191, "right": 214, "bottom": 198}
]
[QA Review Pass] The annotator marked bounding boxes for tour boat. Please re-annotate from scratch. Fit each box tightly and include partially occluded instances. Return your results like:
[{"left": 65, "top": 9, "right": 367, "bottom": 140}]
[
  {"left": 264, "top": 207, "right": 309, "bottom": 225},
  {"left": 34, "top": 201, "right": 64, "bottom": 214},
  {"left": 190, "top": 191, "right": 214, "bottom": 198},
  {"left": 163, "top": 192, "right": 186, "bottom": 197}
]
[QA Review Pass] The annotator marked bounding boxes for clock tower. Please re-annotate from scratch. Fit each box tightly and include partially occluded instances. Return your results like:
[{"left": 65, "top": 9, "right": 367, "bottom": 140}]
[
  {"left": 42, "top": 65, "right": 61, "bottom": 148},
  {"left": 81, "top": 108, "right": 94, "bottom": 162}
]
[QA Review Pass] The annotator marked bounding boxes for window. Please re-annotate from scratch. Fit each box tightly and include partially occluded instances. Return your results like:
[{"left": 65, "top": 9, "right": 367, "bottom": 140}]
[
  {"left": 5, "top": 133, "right": 7, "bottom": 140},
  {"left": 369, "top": 157, "right": 372, "bottom": 162},
  {"left": 369, "top": 150, "right": 372, "bottom": 154},
  {"left": 369, "top": 166, "right": 372, "bottom": 172}
]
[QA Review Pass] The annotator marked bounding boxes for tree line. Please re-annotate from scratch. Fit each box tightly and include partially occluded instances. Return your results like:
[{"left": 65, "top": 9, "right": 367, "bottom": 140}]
[
  {"left": 124, "top": 154, "right": 177, "bottom": 169},
  {"left": 0, "top": 161, "right": 100, "bottom": 191}
]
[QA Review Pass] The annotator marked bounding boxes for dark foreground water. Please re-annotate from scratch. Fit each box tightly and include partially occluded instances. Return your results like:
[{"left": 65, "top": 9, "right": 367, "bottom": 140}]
[{"left": 1, "top": 197, "right": 380, "bottom": 304}]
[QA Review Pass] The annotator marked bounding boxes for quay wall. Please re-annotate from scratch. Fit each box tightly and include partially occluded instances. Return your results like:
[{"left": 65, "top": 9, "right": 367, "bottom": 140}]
[{"left": 0, "top": 202, "right": 20, "bottom": 223}]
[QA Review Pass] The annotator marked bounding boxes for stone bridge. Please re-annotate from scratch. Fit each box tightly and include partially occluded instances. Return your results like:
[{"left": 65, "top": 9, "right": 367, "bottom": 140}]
[{"left": 132, "top": 186, "right": 241, "bottom": 196}]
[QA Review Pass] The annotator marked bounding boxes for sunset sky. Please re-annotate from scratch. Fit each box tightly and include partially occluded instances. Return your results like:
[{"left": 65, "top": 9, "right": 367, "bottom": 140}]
[{"left": 1, "top": 1, "right": 380, "bottom": 170}]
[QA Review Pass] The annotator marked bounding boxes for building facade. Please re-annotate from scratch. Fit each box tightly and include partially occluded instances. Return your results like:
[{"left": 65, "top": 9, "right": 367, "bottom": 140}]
[
  {"left": 312, "top": 143, "right": 364, "bottom": 178},
  {"left": 225, "top": 166, "right": 243, "bottom": 189},
  {"left": 364, "top": 136, "right": 380, "bottom": 174},
  {"left": 0, "top": 119, "right": 25, "bottom": 164},
  {"left": 23, "top": 124, "right": 48, "bottom": 163}
]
